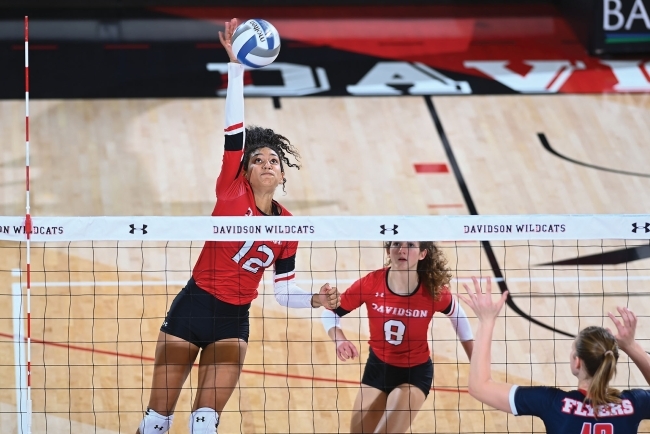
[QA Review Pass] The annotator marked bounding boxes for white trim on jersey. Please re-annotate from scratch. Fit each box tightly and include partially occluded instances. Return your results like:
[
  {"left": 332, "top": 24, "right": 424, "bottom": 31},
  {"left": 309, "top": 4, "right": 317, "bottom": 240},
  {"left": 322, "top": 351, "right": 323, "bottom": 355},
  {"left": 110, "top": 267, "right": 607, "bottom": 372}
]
[
  {"left": 273, "top": 275, "right": 313, "bottom": 308},
  {"left": 321, "top": 309, "right": 341, "bottom": 333},
  {"left": 509, "top": 385, "right": 519, "bottom": 415},
  {"left": 274, "top": 271, "right": 295, "bottom": 282},
  {"left": 445, "top": 298, "right": 474, "bottom": 342},
  {"left": 224, "top": 62, "right": 245, "bottom": 136}
]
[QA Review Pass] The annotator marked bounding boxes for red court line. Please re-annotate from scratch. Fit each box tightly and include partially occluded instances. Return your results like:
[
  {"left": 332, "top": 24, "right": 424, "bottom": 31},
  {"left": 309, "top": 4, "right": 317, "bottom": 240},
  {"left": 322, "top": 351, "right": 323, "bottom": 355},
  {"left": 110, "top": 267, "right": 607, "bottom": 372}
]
[
  {"left": 414, "top": 163, "right": 449, "bottom": 174},
  {"left": 0, "top": 331, "right": 467, "bottom": 394}
]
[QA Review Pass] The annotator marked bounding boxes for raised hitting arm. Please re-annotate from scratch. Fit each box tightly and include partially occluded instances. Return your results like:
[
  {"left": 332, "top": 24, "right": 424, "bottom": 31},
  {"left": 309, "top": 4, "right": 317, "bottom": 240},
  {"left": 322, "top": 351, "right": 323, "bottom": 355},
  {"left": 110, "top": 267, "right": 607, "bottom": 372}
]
[{"left": 216, "top": 19, "right": 246, "bottom": 196}]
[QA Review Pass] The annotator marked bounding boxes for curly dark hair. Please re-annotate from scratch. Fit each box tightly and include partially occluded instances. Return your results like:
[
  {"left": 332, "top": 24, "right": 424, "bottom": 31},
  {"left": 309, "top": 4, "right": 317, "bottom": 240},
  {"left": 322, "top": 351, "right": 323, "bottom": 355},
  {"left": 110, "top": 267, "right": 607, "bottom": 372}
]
[
  {"left": 384, "top": 241, "right": 452, "bottom": 300},
  {"left": 243, "top": 126, "right": 301, "bottom": 192}
]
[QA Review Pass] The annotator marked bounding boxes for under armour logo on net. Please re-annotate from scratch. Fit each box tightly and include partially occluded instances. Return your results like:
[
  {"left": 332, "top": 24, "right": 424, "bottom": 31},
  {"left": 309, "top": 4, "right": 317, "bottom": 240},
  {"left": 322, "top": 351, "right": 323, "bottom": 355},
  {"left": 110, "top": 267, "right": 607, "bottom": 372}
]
[
  {"left": 196, "top": 416, "right": 205, "bottom": 422},
  {"left": 380, "top": 224, "right": 399, "bottom": 235},
  {"left": 632, "top": 222, "right": 650, "bottom": 233},
  {"left": 129, "top": 224, "right": 148, "bottom": 234}
]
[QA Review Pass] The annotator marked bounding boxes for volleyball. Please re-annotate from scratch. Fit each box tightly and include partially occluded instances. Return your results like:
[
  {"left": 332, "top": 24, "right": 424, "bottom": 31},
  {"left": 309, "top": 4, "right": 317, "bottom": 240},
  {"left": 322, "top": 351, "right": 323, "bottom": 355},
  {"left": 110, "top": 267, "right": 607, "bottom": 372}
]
[{"left": 232, "top": 19, "right": 281, "bottom": 68}]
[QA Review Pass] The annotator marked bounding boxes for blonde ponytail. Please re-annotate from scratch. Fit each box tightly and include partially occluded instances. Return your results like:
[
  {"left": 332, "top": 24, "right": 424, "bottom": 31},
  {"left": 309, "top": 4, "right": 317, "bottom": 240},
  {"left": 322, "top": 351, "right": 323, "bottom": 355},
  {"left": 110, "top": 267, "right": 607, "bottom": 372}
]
[{"left": 576, "top": 326, "right": 621, "bottom": 411}]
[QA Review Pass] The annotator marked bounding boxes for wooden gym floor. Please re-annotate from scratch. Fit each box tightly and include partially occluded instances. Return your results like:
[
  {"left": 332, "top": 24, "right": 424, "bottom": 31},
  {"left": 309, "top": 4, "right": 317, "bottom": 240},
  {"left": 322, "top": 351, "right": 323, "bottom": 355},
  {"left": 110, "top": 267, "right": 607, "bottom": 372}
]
[{"left": 1, "top": 94, "right": 650, "bottom": 433}]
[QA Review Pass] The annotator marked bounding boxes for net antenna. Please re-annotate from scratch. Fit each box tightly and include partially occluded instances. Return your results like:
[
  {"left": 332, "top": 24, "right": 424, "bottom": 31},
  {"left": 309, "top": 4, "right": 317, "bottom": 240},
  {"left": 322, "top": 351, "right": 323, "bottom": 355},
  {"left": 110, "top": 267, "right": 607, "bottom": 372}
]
[{"left": 21, "top": 14, "right": 33, "bottom": 434}]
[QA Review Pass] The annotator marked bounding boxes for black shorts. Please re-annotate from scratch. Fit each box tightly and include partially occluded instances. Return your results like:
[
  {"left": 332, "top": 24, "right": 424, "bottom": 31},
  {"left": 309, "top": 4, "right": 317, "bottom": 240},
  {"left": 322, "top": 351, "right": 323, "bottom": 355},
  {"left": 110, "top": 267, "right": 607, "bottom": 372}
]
[
  {"left": 361, "top": 348, "right": 433, "bottom": 397},
  {"left": 160, "top": 278, "right": 251, "bottom": 348}
]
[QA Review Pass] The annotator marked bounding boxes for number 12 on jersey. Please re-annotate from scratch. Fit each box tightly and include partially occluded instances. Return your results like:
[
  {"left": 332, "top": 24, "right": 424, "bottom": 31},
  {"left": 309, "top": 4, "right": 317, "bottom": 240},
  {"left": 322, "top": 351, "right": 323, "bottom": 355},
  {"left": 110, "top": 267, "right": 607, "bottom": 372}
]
[
  {"left": 232, "top": 241, "right": 275, "bottom": 273},
  {"left": 581, "top": 423, "right": 613, "bottom": 434}
]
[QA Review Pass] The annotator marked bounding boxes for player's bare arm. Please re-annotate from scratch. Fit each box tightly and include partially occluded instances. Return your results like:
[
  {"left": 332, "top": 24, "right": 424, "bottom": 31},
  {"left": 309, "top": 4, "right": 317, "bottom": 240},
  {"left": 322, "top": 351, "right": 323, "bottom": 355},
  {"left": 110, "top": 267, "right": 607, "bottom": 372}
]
[
  {"left": 460, "top": 277, "right": 515, "bottom": 413},
  {"left": 609, "top": 307, "right": 650, "bottom": 386}
]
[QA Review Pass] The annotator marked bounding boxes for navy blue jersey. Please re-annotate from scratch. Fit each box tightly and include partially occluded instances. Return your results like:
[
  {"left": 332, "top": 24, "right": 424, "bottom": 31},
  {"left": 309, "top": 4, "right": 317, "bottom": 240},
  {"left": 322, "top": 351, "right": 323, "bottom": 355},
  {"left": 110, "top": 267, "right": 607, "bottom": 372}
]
[{"left": 511, "top": 386, "right": 650, "bottom": 433}]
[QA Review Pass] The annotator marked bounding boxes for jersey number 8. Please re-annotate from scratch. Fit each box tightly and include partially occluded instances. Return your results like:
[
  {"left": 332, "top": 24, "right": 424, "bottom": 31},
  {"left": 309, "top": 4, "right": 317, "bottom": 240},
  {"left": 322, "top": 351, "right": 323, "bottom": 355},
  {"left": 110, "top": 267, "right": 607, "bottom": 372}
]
[
  {"left": 232, "top": 241, "right": 275, "bottom": 273},
  {"left": 384, "top": 319, "right": 406, "bottom": 345}
]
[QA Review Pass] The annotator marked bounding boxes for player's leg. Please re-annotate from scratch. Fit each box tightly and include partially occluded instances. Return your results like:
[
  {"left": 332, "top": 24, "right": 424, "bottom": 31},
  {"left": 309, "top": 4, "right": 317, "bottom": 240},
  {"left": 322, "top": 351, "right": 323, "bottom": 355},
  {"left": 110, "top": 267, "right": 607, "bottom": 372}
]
[
  {"left": 372, "top": 357, "right": 432, "bottom": 433},
  {"left": 148, "top": 331, "right": 200, "bottom": 412},
  {"left": 194, "top": 338, "right": 248, "bottom": 411},
  {"left": 374, "top": 384, "right": 427, "bottom": 433},
  {"left": 188, "top": 338, "right": 248, "bottom": 433},
  {"left": 350, "top": 384, "right": 388, "bottom": 433},
  {"left": 136, "top": 278, "right": 205, "bottom": 434},
  {"left": 136, "top": 331, "right": 200, "bottom": 434},
  {"left": 188, "top": 295, "right": 252, "bottom": 433}
]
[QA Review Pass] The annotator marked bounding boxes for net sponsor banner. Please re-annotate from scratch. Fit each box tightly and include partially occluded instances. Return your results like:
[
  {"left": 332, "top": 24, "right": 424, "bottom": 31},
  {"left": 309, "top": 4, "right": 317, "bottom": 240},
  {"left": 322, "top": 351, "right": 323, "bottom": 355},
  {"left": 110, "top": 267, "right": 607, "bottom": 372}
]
[{"left": 0, "top": 215, "right": 649, "bottom": 241}]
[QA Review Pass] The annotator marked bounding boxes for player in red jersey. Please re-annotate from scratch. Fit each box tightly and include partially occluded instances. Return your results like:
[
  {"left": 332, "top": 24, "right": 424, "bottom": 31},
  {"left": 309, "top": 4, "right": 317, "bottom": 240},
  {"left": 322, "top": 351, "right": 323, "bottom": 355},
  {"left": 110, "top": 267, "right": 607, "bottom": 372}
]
[
  {"left": 322, "top": 241, "right": 474, "bottom": 433},
  {"left": 135, "top": 19, "right": 340, "bottom": 434},
  {"left": 460, "top": 277, "right": 650, "bottom": 434}
]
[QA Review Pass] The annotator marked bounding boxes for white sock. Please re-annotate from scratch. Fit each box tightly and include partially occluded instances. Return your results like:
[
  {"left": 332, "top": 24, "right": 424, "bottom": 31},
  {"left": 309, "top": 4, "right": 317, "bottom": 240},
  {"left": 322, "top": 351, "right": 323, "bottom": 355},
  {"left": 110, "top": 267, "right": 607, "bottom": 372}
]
[
  {"left": 138, "top": 408, "right": 173, "bottom": 434},
  {"left": 189, "top": 407, "right": 219, "bottom": 434}
]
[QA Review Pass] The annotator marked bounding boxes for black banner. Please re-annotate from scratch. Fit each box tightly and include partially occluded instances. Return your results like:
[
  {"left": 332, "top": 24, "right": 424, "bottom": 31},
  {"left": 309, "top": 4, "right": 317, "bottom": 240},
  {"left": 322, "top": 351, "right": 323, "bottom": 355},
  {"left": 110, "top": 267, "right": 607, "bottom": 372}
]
[
  {"left": 0, "top": 41, "right": 514, "bottom": 99},
  {"left": 595, "top": 0, "right": 650, "bottom": 54}
]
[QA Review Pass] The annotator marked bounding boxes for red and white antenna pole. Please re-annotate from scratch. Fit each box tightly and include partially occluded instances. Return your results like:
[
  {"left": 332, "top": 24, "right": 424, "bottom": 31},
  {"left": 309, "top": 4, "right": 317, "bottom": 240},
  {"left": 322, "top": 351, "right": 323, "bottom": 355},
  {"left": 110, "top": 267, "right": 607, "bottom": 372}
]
[{"left": 24, "top": 15, "right": 33, "bottom": 434}]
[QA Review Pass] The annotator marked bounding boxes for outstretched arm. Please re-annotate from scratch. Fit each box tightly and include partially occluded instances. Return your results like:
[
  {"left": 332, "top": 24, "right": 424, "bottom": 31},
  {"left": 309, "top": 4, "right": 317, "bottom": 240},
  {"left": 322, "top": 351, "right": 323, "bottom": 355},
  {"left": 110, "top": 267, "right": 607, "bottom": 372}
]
[
  {"left": 216, "top": 19, "right": 246, "bottom": 196},
  {"left": 273, "top": 253, "right": 340, "bottom": 309},
  {"left": 459, "top": 277, "right": 515, "bottom": 413},
  {"left": 322, "top": 309, "right": 359, "bottom": 361},
  {"left": 609, "top": 306, "right": 650, "bottom": 386}
]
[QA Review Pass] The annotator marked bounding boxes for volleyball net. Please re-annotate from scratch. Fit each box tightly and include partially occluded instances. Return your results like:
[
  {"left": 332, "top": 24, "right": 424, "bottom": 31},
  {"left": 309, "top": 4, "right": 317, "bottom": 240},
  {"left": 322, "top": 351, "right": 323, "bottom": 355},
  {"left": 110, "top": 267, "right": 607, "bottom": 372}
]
[{"left": 1, "top": 214, "right": 649, "bottom": 433}]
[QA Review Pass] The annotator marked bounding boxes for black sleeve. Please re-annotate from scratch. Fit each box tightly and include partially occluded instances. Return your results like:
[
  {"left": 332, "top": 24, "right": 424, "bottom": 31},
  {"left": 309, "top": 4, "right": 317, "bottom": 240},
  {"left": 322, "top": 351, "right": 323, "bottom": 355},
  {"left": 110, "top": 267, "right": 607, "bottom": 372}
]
[
  {"left": 274, "top": 254, "right": 295, "bottom": 276},
  {"left": 224, "top": 133, "right": 243, "bottom": 151},
  {"left": 334, "top": 306, "right": 351, "bottom": 317},
  {"left": 440, "top": 298, "right": 454, "bottom": 315}
]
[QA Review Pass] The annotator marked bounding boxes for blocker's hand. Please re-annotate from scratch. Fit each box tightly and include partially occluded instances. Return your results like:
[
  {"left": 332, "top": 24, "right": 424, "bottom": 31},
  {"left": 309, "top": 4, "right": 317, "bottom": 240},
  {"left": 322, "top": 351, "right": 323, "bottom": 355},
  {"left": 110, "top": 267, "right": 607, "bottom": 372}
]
[
  {"left": 458, "top": 277, "right": 508, "bottom": 323},
  {"left": 336, "top": 340, "right": 359, "bottom": 362},
  {"left": 316, "top": 283, "right": 340, "bottom": 309},
  {"left": 608, "top": 306, "right": 638, "bottom": 352},
  {"left": 218, "top": 18, "right": 239, "bottom": 63}
]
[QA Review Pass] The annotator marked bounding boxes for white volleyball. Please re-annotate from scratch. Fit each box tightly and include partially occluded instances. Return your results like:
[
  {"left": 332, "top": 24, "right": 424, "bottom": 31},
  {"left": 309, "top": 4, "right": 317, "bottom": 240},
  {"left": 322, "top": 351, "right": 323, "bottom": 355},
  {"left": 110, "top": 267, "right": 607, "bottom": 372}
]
[{"left": 232, "top": 19, "right": 281, "bottom": 68}]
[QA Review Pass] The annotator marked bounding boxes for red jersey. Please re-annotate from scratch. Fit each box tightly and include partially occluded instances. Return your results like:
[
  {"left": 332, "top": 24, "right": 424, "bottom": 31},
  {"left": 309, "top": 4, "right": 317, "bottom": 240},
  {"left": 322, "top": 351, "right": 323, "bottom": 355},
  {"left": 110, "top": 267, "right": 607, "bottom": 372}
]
[
  {"left": 338, "top": 268, "right": 455, "bottom": 367},
  {"left": 192, "top": 63, "right": 298, "bottom": 305}
]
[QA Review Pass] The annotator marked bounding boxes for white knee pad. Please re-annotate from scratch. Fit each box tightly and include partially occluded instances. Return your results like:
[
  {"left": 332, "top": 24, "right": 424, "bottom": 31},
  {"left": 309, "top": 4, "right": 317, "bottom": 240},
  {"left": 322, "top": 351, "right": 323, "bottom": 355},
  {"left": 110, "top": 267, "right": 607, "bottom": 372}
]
[
  {"left": 138, "top": 408, "right": 174, "bottom": 434},
  {"left": 189, "top": 407, "right": 219, "bottom": 434}
]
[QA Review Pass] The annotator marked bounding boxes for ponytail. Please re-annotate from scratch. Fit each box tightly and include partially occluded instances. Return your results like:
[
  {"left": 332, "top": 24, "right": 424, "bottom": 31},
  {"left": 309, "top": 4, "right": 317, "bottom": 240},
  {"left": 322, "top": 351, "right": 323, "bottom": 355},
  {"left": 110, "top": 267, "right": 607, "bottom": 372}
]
[{"left": 576, "top": 326, "right": 621, "bottom": 411}]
